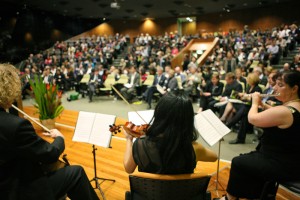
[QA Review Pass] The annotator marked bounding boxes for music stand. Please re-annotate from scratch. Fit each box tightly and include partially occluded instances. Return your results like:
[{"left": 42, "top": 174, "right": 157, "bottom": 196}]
[
  {"left": 90, "top": 144, "right": 115, "bottom": 200},
  {"left": 213, "top": 139, "right": 226, "bottom": 198}
]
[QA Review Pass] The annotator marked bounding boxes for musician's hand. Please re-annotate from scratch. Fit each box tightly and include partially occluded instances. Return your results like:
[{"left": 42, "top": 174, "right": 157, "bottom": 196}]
[
  {"left": 251, "top": 92, "right": 262, "bottom": 107},
  {"left": 43, "top": 129, "right": 65, "bottom": 139},
  {"left": 122, "top": 127, "right": 133, "bottom": 141}
]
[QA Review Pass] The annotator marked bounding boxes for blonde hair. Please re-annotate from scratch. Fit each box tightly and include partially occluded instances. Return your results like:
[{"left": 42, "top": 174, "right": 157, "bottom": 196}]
[
  {"left": 247, "top": 72, "right": 260, "bottom": 86},
  {"left": 0, "top": 64, "right": 21, "bottom": 109}
]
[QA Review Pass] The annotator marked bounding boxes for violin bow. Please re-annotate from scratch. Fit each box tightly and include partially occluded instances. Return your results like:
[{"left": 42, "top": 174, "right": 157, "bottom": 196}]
[
  {"left": 11, "top": 104, "right": 51, "bottom": 132},
  {"left": 111, "top": 85, "right": 148, "bottom": 125}
]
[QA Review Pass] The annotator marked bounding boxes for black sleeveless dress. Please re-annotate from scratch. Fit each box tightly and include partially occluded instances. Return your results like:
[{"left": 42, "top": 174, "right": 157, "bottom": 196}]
[{"left": 227, "top": 106, "right": 300, "bottom": 199}]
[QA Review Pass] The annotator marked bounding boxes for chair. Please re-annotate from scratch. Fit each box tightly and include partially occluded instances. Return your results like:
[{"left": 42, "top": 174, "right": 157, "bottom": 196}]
[
  {"left": 100, "top": 74, "right": 116, "bottom": 92},
  {"left": 175, "top": 76, "right": 183, "bottom": 90},
  {"left": 125, "top": 172, "right": 211, "bottom": 200},
  {"left": 116, "top": 74, "right": 129, "bottom": 84},
  {"left": 260, "top": 180, "right": 300, "bottom": 200},
  {"left": 258, "top": 84, "right": 266, "bottom": 93},
  {"left": 143, "top": 75, "right": 154, "bottom": 86}
]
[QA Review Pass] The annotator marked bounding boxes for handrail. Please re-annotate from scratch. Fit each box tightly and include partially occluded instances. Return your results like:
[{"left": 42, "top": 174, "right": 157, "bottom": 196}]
[{"left": 170, "top": 38, "right": 219, "bottom": 69}]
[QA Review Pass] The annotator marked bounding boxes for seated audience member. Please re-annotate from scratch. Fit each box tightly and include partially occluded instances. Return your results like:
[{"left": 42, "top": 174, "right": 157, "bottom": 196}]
[
  {"left": 253, "top": 66, "right": 268, "bottom": 86},
  {"left": 123, "top": 91, "right": 217, "bottom": 174},
  {"left": 120, "top": 66, "right": 140, "bottom": 102},
  {"left": 183, "top": 63, "right": 202, "bottom": 96},
  {"left": 223, "top": 51, "right": 237, "bottom": 73},
  {"left": 53, "top": 67, "right": 66, "bottom": 91},
  {"left": 198, "top": 73, "right": 224, "bottom": 112},
  {"left": 234, "top": 68, "right": 246, "bottom": 90},
  {"left": 220, "top": 73, "right": 262, "bottom": 144},
  {"left": 88, "top": 68, "right": 102, "bottom": 102},
  {"left": 0, "top": 64, "right": 99, "bottom": 200},
  {"left": 21, "top": 67, "right": 33, "bottom": 99},
  {"left": 208, "top": 72, "right": 243, "bottom": 113},
  {"left": 143, "top": 66, "right": 166, "bottom": 109},
  {"left": 42, "top": 66, "right": 54, "bottom": 84},
  {"left": 267, "top": 39, "right": 280, "bottom": 65},
  {"left": 162, "top": 69, "right": 178, "bottom": 93},
  {"left": 221, "top": 71, "right": 300, "bottom": 200}
]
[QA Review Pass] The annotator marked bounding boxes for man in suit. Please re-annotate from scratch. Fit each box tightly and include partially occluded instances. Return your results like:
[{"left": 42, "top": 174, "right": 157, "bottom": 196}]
[
  {"left": 88, "top": 68, "right": 103, "bottom": 102},
  {"left": 120, "top": 66, "right": 140, "bottom": 102},
  {"left": 143, "top": 66, "right": 166, "bottom": 109},
  {"left": 208, "top": 72, "right": 243, "bottom": 113},
  {"left": 0, "top": 64, "right": 99, "bottom": 200},
  {"left": 42, "top": 66, "right": 54, "bottom": 84}
]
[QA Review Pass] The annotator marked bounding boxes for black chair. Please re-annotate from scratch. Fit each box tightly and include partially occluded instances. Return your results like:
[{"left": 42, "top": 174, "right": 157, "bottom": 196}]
[
  {"left": 125, "top": 172, "right": 211, "bottom": 200},
  {"left": 260, "top": 180, "right": 300, "bottom": 200}
]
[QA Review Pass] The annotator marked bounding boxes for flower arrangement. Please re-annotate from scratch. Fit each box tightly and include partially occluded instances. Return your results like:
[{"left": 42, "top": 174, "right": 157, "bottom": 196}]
[{"left": 29, "top": 75, "right": 64, "bottom": 120}]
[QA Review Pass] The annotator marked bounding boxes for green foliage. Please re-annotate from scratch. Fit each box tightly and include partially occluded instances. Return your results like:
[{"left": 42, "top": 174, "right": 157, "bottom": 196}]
[{"left": 29, "top": 75, "right": 64, "bottom": 120}]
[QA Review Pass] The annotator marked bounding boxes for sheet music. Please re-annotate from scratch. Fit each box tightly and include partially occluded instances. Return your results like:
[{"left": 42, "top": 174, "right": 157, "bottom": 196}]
[
  {"left": 73, "top": 111, "right": 116, "bottom": 148},
  {"left": 156, "top": 84, "right": 166, "bottom": 95},
  {"left": 128, "top": 110, "right": 154, "bottom": 125},
  {"left": 89, "top": 113, "right": 116, "bottom": 148},
  {"left": 194, "top": 109, "right": 231, "bottom": 146},
  {"left": 73, "top": 111, "right": 96, "bottom": 143}
]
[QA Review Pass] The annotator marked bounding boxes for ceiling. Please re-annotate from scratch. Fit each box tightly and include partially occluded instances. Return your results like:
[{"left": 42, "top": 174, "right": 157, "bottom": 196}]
[{"left": 2, "top": 0, "right": 295, "bottom": 20}]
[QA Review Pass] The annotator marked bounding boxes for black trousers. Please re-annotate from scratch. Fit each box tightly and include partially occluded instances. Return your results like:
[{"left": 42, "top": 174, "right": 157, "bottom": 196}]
[
  {"left": 48, "top": 165, "right": 99, "bottom": 200},
  {"left": 227, "top": 151, "right": 299, "bottom": 199}
]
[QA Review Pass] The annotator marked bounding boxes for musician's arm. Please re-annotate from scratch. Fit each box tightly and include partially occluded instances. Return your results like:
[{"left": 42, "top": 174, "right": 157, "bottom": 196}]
[
  {"left": 16, "top": 119, "right": 65, "bottom": 164},
  {"left": 123, "top": 129, "right": 137, "bottom": 173},
  {"left": 193, "top": 142, "right": 217, "bottom": 162},
  {"left": 248, "top": 104, "right": 292, "bottom": 128}
]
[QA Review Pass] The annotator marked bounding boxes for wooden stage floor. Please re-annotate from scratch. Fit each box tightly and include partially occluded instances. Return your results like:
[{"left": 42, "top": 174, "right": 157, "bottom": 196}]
[{"left": 22, "top": 107, "right": 296, "bottom": 200}]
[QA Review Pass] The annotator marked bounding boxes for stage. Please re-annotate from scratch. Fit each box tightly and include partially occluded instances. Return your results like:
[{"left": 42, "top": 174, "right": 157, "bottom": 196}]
[{"left": 22, "top": 106, "right": 294, "bottom": 200}]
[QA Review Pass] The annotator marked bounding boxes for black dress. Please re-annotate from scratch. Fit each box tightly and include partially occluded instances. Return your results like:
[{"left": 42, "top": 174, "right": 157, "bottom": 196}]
[
  {"left": 132, "top": 137, "right": 196, "bottom": 174},
  {"left": 227, "top": 106, "right": 300, "bottom": 198}
]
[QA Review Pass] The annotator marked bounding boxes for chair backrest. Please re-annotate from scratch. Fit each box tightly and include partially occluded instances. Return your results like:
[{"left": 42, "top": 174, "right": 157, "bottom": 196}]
[
  {"left": 103, "top": 74, "right": 116, "bottom": 88},
  {"left": 258, "top": 84, "right": 266, "bottom": 93},
  {"left": 127, "top": 172, "right": 211, "bottom": 200},
  {"left": 143, "top": 75, "right": 154, "bottom": 86},
  {"left": 116, "top": 74, "right": 129, "bottom": 84},
  {"left": 80, "top": 74, "right": 90, "bottom": 83},
  {"left": 175, "top": 76, "right": 183, "bottom": 90}
]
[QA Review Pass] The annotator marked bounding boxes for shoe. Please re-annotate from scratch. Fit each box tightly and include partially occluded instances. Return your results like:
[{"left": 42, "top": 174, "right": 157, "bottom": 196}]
[
  {"left": 147, "top": 104, "right": 152, "bottom": 109},
  {"left": 229, "top": 139, "right": 245, "bottom": 144}
]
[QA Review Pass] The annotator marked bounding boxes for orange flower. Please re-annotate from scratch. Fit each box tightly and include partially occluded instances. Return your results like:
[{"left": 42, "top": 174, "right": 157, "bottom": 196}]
[
  {"left": 57, "top": 90, "right": 63, "bottom": 98},
  {"left": 46, "top": 84, "right": 50, "bottom": 90}
]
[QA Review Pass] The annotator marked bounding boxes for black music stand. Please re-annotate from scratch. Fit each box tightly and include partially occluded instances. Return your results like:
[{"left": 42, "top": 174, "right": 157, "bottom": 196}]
[{"left": 90, "top": 144, "right": 115, "bottom": 200}]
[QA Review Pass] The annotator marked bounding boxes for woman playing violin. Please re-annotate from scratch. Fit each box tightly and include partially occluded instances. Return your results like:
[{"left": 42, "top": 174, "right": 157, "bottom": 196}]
[
  {"left": 0, "top": 64, "right": 99, "bottom": 200},
  {"left": 124, "top": 91, "right": 217, "bottom": 174}
]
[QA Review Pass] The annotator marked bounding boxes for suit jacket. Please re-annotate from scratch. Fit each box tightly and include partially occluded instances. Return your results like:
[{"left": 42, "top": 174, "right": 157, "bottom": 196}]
[
  {"left": 204, "top": 81, "right": 224, "bottom": 97},
  {"left": 223, "top": 58, "right": 237, "bottom": 73},
  {"left": 166, "top": 76, "right": 178, "bottom": 91},
  {"left": 153, "top": 74, "right": 166, "bottom": 87},
  {"left": 127, "top": 73, "right": 141, "bottom": 87},
  {"left": 223, "top": 80, "right": 243, "bottom": 97},
  {"left": 0, "top": 108, "right": 65, "bottom": 200}
]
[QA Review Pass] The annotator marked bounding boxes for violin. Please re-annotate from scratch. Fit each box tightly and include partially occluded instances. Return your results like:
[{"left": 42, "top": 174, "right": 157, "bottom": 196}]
[{"left": 109, "top": 122, "right": 149, "bottom": 138}]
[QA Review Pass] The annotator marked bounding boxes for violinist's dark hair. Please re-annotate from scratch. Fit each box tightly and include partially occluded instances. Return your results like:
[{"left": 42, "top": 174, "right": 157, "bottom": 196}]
[{"left": 146, "top": 91, "right": 199, "bottom": 173}]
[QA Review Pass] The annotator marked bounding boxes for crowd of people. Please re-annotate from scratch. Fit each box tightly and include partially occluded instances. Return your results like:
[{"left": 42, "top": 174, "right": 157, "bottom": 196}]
[{"left": 8, "top": 23, "right": 300, "bottom": 199}]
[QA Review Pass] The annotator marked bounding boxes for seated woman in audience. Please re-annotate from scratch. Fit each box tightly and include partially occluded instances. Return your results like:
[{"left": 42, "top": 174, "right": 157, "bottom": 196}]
[
  {"left": 221, "top": 71, "right": 300, "bottom": 200},
  {"left": 198, "top": 73, "right": 224, "bottom": 112},
  {"left": 123, "top": 91, "right": 217, "bottom": 174},
  {"left": 220, "top": 73, "right": 262, "bottom": 131}
]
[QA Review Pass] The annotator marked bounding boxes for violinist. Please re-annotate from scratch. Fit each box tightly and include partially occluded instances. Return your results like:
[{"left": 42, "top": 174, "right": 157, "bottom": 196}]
[
  {"left": 123, "top": 91, "right": 217, "bottom": 174},
  {"left": 0, "top": 64, "right": 99, "bottom": 200}
]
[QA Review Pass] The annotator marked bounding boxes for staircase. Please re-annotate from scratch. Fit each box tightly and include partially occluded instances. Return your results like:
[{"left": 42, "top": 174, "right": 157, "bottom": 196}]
[
  {"left": 113, "top": 42, "right": 131, "bottom": 67},
  {"left": 272, "top": 44, "right": 300, "bottom": 70}
]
